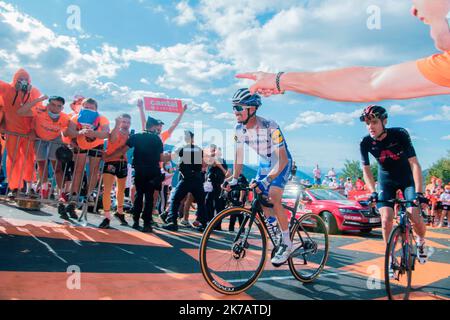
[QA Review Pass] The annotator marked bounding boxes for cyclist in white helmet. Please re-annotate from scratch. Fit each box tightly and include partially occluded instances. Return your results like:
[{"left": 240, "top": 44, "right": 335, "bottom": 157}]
[{"left": 227, "top": 88, "right": 294, "bottom": 266}]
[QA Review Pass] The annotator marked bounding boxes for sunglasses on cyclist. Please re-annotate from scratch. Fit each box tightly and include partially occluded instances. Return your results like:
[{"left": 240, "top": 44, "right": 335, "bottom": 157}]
[{"left": 233, "top": 104, "right": 252, "bottom": 112}]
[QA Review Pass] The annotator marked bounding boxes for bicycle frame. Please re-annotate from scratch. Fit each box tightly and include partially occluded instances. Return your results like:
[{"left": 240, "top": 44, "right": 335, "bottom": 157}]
[{"left": 231, "top": 185, "right": 303, "bottom": 252}]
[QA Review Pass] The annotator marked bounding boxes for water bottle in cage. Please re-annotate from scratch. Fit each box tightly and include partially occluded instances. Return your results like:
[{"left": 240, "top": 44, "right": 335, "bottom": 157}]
[{"left": 266, "top": 216, "right": 281, "bottom": 244}]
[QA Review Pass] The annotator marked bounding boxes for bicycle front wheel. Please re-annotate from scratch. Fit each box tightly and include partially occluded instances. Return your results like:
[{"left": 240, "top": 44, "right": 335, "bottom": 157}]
[
  {"left": 199, "top": 207, "right": 268, "bottom": 295},
  {"left": 385, "top": 226, "right": 413, "bottom": 300},
  {"left": 288, "top": 213, "right": 329, "bottom": 282}
]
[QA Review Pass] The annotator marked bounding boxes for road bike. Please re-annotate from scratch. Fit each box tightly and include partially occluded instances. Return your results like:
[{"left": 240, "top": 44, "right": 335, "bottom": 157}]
[
  {"left": 384, "top": 199, "right": 427, "bottom": 300},
  {"left": 199, "top": 182, "right": 329, "bottom": 295}
]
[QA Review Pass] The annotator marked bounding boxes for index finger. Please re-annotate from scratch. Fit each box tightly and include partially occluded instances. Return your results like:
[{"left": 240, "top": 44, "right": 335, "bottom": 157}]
[{"left": 235, "top": 72, "right": 258, "bottom": 81}]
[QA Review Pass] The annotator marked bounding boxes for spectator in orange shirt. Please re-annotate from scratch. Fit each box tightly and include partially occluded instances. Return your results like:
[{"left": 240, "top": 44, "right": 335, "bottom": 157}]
[
  {"left": 64, "top": 98, "right": 110, "bottom": 219},
  {"left": 426, "top": 176, "right": 437, "bottom": 193},
  {"left": 425, "top": 189, "right": 438, "bottom": 225},
  {"left": 17, "top": 95, "right": 70, "bottom": 199},
  {"left": 355, "top": 177, "right": 365, "bottom": 191},
  {"left": 61, "top": 95, "right": 84, "bottom": 146},
  {"left": 0, "top": 69, "right": 42, "bottom": 199},
  {"left": 98, "top": 114, "right": 132, "bottom": 229}
]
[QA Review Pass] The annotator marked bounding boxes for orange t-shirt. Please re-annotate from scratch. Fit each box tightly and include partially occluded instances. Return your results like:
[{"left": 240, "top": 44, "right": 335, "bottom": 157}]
[
  {"left": 105, "top": 130, "right": 129, "bottom": 162},
  {"left": 0, "top": 80, "right": 41, "bottom": 135},
  {"left": 72, "top": 114, "right": 109, "bottom": 150},
  {"left": 61, "top": 111, "right": 78, "bottom": 145},
  {"left": 427, "top": 194, "right": 438, "bottom": 206},
  {"left": 161, "top": 130, "right": 171, "bottom": 144},
  {"left": 32, "top": 107, "right": 70, "bottom": 141},
  {"left": 417, "top": 51, "right": 450, "bottom": 87}
]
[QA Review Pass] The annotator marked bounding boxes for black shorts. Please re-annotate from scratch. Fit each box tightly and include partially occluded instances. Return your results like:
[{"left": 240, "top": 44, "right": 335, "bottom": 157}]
[
  {"left": 442, "top": 204, "right": 450, "bottom": 211},
  {"left": 103, "top": 161, "right": 128, "bottom": 179},
  {"left": 377, "top": 182, "right": 416, "bottom": 209},
  {"left": 74, "top": 145, "right": 104, "bottom": 158}
]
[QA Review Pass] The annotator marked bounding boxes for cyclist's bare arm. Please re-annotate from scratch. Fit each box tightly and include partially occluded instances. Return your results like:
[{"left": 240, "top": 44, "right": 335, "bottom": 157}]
[
  {"left": 232, "top": 143, "right": 244, "bottom": 179},
  {"left": 362, "top": 165, "right": 376, "bottom": 193},
  {"left": 408, "top": 157, "right": 424, "bottom": 194},
  {"left": 237, "top": 61, "right": 450, "bottom": 102},
  {"left": 267, "top": 145, "right": 289, "bottom": 181}
]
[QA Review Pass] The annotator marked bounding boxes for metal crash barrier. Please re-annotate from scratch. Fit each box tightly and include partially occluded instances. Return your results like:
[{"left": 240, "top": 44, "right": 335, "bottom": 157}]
[{"left": 0, "top": 130, "right": 105, "bottom": 225}]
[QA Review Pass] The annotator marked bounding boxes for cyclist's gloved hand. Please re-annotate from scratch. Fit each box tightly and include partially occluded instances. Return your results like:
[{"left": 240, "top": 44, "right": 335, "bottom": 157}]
[
  {"left": 368, "top": 192, "right": 378, "bottom": 203},
  {"left": 255, "top": 178, "right": 270, "bottom": 196},
  {"left": 416, "top": 192, "right": 428, "bottom": 205}
]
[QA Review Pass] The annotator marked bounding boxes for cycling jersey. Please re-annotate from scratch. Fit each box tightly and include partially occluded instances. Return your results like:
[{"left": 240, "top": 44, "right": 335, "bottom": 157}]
[
  {"left": 235, "top": 116, "right": 292, "bottom": 190},
  {"left": 360, "top": 127, "right": 416, "bottom": 185},
  {"left": 360, "top": 127, "right": 417, "bottom": 209}
]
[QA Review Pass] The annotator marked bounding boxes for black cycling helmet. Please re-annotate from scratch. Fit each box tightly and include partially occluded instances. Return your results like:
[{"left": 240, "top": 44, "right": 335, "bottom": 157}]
[{"left": 360, "top": 105, "right": 388, "bottom": 122}]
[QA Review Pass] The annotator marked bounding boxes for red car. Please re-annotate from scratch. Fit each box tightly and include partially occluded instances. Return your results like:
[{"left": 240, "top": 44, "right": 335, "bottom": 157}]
[{"left": 282, "top": 182, "right": 381, "bottom": 235}]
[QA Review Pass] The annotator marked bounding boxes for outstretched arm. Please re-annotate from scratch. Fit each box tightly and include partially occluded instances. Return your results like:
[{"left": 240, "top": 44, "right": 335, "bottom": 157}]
[
  {"left": 137, "top": 99, "right": 146, "bottom": 132},
  {"left": 237, "top": 60, "right": 450, "bottom": 102},
  {"left": 166, "top": 104, "right": 187, "bottom": 136},
  {"left": 17, "top": 95, "right": 48, "bottom": 116}
]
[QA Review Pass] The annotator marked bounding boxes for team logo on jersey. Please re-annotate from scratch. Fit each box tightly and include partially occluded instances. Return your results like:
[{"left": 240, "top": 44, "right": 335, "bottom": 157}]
[
  {"left": 272, "top": 129, "right": 284, "bottom": 144},
  {"left": 379, "top": 150, "right": 400, "bottom": 163}
]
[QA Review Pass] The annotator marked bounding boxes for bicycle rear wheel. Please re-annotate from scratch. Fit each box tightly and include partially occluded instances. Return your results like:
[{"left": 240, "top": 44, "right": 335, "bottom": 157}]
[
  {"left": 288, "top": 213, "right": 329, "bottom": 282},
  {"left": 385, "top": 226, "right": 413, "bottom": 300},
  {"left": 199, "top": 207, "right": 267, "bottom": 295}
]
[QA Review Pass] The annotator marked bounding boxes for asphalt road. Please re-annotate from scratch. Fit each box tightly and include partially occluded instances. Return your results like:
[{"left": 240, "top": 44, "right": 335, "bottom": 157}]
[{"left": 0, "top": 201, "right": 449, "bottom": 300}]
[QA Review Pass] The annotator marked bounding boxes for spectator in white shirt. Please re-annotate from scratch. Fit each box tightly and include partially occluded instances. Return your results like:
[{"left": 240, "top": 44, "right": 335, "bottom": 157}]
[
  {"left": 313, "top": 164, "right": 322, "bottom": 185},
  {"left": 344, "top": 178, "right": 354, "bottom": 197}
]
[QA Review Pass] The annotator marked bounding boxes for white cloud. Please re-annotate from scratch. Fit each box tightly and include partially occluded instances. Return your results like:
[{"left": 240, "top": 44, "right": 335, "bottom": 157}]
[
  {"left": 123, "top": 43, "right": 234, "bottom": 96},
  {"left": 214, "top": 112, "right": 235, "bottom": 120},
  {"left": 420, "top": 106, "right": 450, "bottom": 121},
  {"left": 195, "top": 0, "right": 412, "bottom": 75},
  {"left": 185, "top": 100, "right": 217, "bottom": 114},
  {"left": 286, "top": 109, "right": 362, "bottom": 131},
  {"left": 173, "top": 1, "right": 196, "bottom": 26},
  {"left": 441, "top": 135, "right": 450, "bottom": 141},
  {"left": 140, "top": 78, "right": 150, "bottom": 85},
  {"left": 0, "top": 1, "right": 127, "bottom": 90},
  {"left": 0, "top": 2, "right": 217, "bottom": 112},
  {"left": 389, "top": 104, "right": 418, "bottom": 116}
]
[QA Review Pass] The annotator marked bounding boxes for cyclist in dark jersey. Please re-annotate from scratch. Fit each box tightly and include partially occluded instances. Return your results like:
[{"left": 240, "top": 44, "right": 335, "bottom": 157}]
[{"left": 359, "top": 105, "right": 428, "bottom": 266}]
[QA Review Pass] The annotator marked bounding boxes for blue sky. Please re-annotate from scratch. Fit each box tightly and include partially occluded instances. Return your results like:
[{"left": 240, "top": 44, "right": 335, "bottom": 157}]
[{"left": 0, "top": 0, "right": 449, "bottom": 173}]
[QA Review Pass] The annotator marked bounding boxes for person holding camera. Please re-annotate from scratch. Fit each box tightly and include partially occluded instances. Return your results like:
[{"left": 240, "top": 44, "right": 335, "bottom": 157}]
[{"left": 0, "top": 69, "right": 42, "bottom": 199}]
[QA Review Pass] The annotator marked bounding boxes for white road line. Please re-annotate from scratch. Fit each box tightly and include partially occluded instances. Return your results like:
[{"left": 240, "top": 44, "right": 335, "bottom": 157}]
[
  {"left": 227, "top": 270, "right": 356, "bottom": 283},
  {"left": 27, "top": 232, "right": 68, "bottom": 264},
  {"left": 114, "top": 246, "right": 135, "bottom": 255}
]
